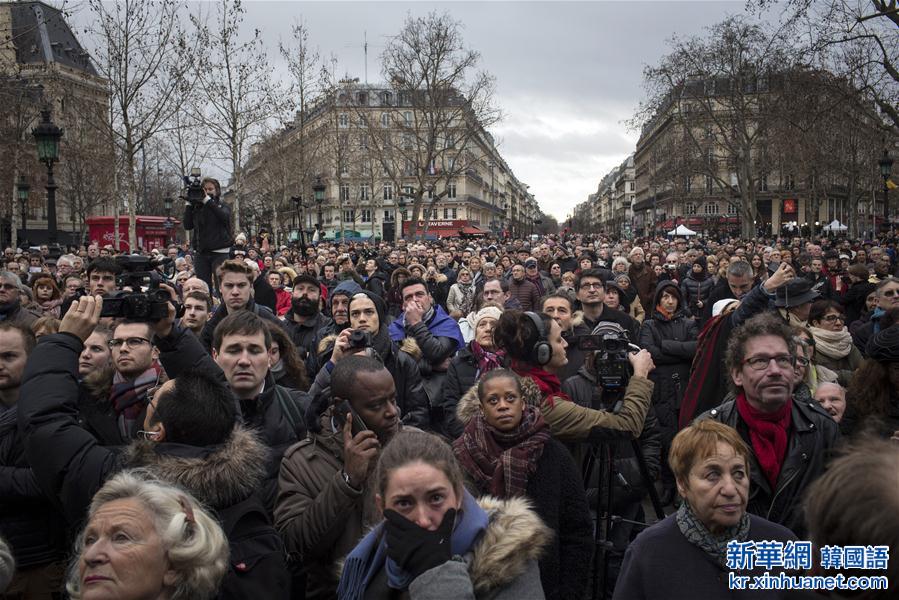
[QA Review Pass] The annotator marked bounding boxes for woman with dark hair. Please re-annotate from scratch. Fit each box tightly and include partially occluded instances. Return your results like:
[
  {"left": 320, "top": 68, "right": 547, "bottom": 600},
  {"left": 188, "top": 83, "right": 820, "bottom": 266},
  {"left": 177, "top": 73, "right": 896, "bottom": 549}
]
[
  {"left": 843, "top": 320, "right": 899, "bottom": 439},
  {"left": 338, "top": 430, "right": 550, "bottom": 599},
  {"left": 807, "top": 299, "right": 862, "bottom": 387},
  {"left": 453, "top": 369, "right": 592, "bottom": 600},
  {"left": 749, "top": 253, "right": 765, "bottom": 281},
  {"left": 838, "top": 263, "right": 875, "bottom": 324},
  {"left": 492, "top": 310, "right": 655, "bottom": 442},
  {"left": 266, "top": 321, "right": 310, "bottom": 391}
]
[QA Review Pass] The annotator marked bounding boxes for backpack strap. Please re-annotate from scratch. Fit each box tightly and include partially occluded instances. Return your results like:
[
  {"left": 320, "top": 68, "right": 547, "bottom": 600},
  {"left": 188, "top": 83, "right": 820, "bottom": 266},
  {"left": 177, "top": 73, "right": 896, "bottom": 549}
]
[{"left": 274, "top": 385, "right": 304, "bottom": 437}]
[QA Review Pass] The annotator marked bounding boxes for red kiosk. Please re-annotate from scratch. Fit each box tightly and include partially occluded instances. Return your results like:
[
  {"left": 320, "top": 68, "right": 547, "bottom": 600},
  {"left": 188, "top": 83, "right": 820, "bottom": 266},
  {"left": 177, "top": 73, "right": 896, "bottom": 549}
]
[{"left": 86, "top": 216, "right": 180, "bottom": 251}]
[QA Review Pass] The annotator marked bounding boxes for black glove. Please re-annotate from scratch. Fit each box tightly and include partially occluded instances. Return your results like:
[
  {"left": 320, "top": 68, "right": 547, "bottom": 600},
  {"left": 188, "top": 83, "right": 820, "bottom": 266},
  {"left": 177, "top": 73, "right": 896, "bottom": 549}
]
[{"left": 383, "top": 508, "right": 456, "bottom": 579}]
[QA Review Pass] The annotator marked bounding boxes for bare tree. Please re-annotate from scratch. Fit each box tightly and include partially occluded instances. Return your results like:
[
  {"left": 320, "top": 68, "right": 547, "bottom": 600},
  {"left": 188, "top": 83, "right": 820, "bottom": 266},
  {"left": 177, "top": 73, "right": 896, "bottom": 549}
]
[
  {"left": 85, "top": 0, "right": 192, "bottom": 251},
  {"left": 346, "top": 11, "right": 500, "bottom": 239},
  {"left": 191, "top": 0, "right": 286, "bottom": 234},
  {"left": 635, "top": 17, "right": 796, "bottom": 238}
]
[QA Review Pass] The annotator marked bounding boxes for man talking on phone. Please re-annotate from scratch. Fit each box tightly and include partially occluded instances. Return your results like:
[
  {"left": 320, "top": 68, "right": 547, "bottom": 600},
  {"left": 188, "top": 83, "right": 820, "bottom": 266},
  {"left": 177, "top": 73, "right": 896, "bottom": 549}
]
[{"left": 275, "top": 354, "right": 402, "bottom": 600}]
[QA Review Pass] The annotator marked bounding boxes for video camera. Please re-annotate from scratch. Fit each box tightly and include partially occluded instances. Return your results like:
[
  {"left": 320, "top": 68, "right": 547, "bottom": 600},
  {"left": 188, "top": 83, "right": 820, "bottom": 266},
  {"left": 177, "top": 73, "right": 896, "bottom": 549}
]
[
  {"left": 182, "top": 167, "right": 205, "bottom": 208},
  {"left": 100, "top": 255, "right": 177, "bottom": 321},
  {"left": 576, "top": 325, "right": 640, "bottom": 392}
]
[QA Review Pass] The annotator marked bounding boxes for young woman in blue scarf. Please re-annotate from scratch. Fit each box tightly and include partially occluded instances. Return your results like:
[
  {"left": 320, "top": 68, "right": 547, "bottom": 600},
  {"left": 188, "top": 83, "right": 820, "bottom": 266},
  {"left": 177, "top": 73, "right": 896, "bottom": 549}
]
[{"left": 337, "top": 430, "right": 550, "bottom": 600}]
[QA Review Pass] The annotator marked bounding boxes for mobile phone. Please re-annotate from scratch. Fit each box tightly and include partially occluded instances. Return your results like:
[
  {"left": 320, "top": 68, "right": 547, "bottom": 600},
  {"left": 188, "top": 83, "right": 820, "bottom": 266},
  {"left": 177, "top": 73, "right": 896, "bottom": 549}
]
[{"left": 334, "top": 399, "right": 369, "bottom": 436}]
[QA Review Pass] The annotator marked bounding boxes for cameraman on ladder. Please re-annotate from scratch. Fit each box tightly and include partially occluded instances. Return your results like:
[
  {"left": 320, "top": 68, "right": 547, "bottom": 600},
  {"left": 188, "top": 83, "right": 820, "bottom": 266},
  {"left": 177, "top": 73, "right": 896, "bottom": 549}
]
[{"left": 183, "top": 176, "right": 233, "bottom": 294}]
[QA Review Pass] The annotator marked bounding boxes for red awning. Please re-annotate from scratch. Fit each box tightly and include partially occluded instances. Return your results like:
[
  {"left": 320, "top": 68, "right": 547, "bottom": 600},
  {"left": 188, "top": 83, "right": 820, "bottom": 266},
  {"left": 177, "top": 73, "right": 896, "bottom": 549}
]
[{"left": 460, "top": 226, "right": 489, "bottom": 236}]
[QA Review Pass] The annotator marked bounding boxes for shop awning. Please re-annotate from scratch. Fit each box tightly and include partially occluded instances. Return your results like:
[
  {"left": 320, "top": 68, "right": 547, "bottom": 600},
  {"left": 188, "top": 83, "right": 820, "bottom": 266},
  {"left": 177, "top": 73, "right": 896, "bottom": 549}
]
[{"left": 460, "top": 226, "right": 489, "bottom": 236}]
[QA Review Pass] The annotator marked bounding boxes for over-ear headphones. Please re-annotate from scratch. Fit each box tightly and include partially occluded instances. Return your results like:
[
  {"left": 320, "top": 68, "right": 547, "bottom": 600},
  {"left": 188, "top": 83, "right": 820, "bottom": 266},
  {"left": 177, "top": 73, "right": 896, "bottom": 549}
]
[{"left": 524, "top": 311, "right": 553, "bottom": 366}]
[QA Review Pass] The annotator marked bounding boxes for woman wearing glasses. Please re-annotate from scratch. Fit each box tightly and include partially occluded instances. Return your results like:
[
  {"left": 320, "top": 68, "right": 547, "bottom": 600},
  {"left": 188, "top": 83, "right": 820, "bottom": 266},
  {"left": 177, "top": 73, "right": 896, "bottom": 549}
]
[
  {"left": 791, "top": 328, "right": 838, "bottom": 400},
  {"left": 807, "top": 300, "right": 862, "bottom": 388}
]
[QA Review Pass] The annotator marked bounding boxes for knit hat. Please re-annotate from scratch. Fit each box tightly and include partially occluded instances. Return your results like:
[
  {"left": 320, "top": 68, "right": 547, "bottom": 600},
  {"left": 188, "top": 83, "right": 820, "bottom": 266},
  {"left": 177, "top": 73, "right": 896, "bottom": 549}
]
[
  {"left": 693, "top": 255, "right": 708, "bottom": 270},
  {"left": 473, "top": 306, "right": 502, "bottom": 329},
  {"left": 349, "top": 290, "right": 387, "bottom": 326},
  {"left": 865, "top": 324, "right": 899, "bottom": 363}
]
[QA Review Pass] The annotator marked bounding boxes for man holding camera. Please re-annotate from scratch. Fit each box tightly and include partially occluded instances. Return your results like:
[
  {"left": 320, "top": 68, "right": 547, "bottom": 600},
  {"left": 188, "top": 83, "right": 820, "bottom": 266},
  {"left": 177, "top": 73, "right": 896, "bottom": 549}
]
[{"left": 183, "top": 177, "right": 233, "bottom": 293}]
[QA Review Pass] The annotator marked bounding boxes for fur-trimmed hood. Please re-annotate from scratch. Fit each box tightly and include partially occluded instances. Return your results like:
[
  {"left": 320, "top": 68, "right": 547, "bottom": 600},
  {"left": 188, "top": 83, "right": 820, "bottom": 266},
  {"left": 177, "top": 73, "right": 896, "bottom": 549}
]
[
  {"left": 122, "top": 425, "right": 269, "bottom": 510},
  {"left": 465, "top": 495, "right": 553, "bottom": 594},
  {"left": 455, "top": 375, "right": 544, "bottom": 427}
]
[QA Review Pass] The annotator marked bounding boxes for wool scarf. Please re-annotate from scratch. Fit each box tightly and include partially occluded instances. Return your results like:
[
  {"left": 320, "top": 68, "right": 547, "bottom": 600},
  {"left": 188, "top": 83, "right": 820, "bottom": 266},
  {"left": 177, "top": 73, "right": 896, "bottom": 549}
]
[
  {"left": 735, "top": 393, "right": 792, "bottom": 487},
  {"left": 456, "top": 281, "right": 476, "bottom": 315},
  {"left": 655, "top": 303, "right": 675, "bottom": 321},
  {"left": 337, "top": 490, "right": 489, "bottom": 600},
  {"left": 453, "top": 405, "right": 550, "bottom": 498},
  {"left": 469, "top": 341, "right": 504, "bottom": 375},
  {"left": 809, "top": 326, "right": 852, "bottom": 359},
  {"left": 510, "top": 360, "right": 571, "bottom": 407},
  {"left": 110, "top": 363, "right": 163, "bottom": 426},
  {"left": 676, "top": 501, "right": 751, "bottom": 569}
]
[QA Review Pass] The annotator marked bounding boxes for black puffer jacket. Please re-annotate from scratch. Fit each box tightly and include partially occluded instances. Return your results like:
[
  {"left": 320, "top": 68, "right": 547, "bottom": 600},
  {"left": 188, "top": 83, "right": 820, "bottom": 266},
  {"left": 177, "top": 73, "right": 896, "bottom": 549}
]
[
  {"left": 18, "top": 333, "right": 291, "bottom": 599},
  {"left": 679, "top": 272, "right": 715, "bottom": 319},
  {"left": 699, "top": 396, "right": 841, "bottom": 535},
  {"left": 0, "top": 407, "right": 66, "bottom": 570},
  {"left": 183, "top": 196, "right": 233, "bottom": 252},
  {"left": 637, "top": 282, "right": 698, "bottom": 446},
  {"left": 441, "top": 345, "right": 478, "bottom": 438}
]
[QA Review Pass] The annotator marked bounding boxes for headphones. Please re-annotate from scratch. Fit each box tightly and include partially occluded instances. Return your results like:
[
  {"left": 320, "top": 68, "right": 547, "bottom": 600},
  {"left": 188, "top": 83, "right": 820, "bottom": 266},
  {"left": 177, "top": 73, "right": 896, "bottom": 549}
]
[{"left": 524, "top": 311, "right": 553, "bottom": 366}]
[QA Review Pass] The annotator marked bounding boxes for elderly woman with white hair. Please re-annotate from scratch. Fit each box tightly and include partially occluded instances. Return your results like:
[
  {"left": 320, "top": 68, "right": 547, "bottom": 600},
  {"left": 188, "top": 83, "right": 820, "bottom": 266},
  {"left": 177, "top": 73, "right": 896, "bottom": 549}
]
[
  {"left": 441, "top": 305, "right": 504, "bottom": 438},
  {"left": 68, "top": 470, "right": 228, "bottom": 600}
]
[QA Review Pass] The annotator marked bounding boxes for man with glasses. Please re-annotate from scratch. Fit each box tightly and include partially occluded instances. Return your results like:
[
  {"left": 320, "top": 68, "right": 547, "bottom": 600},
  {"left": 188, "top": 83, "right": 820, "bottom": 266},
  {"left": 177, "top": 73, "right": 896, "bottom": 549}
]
[
  {"left": 701, "top": 313, "right": 839, "bottom": 535},
  {"left": 573, "top": 268, "right": 638, "bottom": 340},
  {"left": 0, "top": 272, "right": 39, "bottom": 328},
  {"left": 108, "top": 320, "right": 163, "bottom": 441}
]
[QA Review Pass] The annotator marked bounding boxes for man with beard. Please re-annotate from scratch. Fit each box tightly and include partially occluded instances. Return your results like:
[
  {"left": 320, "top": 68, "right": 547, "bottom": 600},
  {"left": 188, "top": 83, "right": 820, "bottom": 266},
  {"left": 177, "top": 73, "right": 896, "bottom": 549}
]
[
  {"left": 0, "top": 323, "right": 67, "bottom": 596},
  {"left": 200, "top": 259, "right": 283, "bottom": 352},
  {"left": 628, "top": 247, "right": 657, "bottom": 311},
  {"left": 276, "top": 355, "right": 400, "bottom": 600},
  {"left": 700, "top": 313, "right": 839, "bottom": 535},
  {"left": 283, "top": 274, "right": 332, "bottom": 358},
  {"left": 0, "top": 272, "right": 39, "bottom": 328}
]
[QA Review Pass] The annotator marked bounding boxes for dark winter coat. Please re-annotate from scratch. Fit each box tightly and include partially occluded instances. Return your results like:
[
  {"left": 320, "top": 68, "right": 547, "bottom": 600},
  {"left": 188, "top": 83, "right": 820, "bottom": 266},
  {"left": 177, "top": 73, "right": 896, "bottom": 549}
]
[
  {"left": 200, "top": 299, "right": 285, "bottom": 352},
  {"left": 614, "top": 513, "right": 796, "bottom": 600},
  {"left": 283, "top": 310, "right": 333, "bottom": 359},
  {"left": 17, "top": 333, "right": 291, "bottom": 599},
  {"left": 628, "top": 263, "right": 657, "bottom": 313},
  {"left": 183, "top": 196, "right": 233, "bottom": 252},
  {"left": 839, "top": 279, "right": 875, "bottom": 325},
  {"left": 805, "top": 271, "right": 833, "bottom": 300},
  {"left": 508, "top": 278, "right": 541, "bottom": 312},
  {"left": 455, "top": 388, "right": 593, "bottom": 600},
  {"left": 698, "top": 396, "right": 840, "bottom": 535},
  {"left": 441, "top": 345, "right": 479, "bottom": 438},
  {"left": 362, "top": 271, "right": 387, "bottom": 298},
  {"left": 679, "top": 272, "right": 715, "bottom": 319},
  {"left": 637, "top": 282, "right": 698, "bottom": 445},
  {"left": 253, "top": 273, "right": 278, "bottom": 314}
]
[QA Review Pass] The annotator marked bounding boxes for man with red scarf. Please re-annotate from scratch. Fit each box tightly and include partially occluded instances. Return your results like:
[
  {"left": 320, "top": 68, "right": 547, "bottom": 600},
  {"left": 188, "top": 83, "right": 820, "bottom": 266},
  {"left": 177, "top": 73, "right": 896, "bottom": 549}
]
[{"left": 699, "top": 313, "right": 839, "bottom": 535}]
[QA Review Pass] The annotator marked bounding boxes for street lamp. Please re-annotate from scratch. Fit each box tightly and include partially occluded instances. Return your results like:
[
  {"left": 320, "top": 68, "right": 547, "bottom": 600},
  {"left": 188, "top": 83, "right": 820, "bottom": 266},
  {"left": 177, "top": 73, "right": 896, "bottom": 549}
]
[
  {"left": 291, "top": 195, "right": 306, "bottom": 246},
  {"left": 312, "top": 177, "right": 326, "bottom": 233},
  {"left": 16, "top": 176, "right": 30, "bottom": 247},
  {"left": 164, "top": 197, "right": 174, "bottom": 244},
  {"left": 32, "top": 109, "right": 63, "bottom": 251},
  {"left": 879, "top": 150, "right": 894, "bottom": 227},
  {"left": 397, "top": 196, "right": 407, "bottom": 241}
]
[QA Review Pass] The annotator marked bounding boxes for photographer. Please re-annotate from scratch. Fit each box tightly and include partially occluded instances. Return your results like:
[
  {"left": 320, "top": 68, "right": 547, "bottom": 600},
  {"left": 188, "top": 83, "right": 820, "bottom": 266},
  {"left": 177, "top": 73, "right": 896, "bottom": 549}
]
[{"left": 183, "top": 176, "right": 233, "bottom": 292}]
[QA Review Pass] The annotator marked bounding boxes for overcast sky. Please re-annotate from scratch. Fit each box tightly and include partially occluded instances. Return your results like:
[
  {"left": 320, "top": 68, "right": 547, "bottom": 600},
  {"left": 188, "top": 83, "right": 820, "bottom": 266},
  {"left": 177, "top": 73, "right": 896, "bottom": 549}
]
[{"left": 73, "top": 1, "right": 753, "bottom": 220}]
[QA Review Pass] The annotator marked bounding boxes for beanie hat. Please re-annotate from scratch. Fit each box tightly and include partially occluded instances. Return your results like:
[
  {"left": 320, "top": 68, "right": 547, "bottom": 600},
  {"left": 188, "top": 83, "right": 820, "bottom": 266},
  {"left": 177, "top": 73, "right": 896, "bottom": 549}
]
[{"left": 473, "top": 306, "right": 502, "bottom": 330}]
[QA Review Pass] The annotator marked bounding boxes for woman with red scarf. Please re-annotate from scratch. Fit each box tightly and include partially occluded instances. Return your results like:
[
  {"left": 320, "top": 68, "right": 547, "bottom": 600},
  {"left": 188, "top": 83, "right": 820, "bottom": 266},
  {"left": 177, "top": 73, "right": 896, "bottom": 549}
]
[
  {"left": 492, "top": 310, "right": 656, "bottom": 442},
  {"left": 453, "top": 369, "right": 592, "bottom": 600}
]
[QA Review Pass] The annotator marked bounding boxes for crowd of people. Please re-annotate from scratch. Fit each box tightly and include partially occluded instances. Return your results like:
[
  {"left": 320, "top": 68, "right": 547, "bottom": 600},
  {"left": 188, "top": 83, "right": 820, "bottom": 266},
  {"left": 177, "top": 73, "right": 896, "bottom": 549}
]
[{"left": 1, "top": 190, "right": 899, "bottom": 599}]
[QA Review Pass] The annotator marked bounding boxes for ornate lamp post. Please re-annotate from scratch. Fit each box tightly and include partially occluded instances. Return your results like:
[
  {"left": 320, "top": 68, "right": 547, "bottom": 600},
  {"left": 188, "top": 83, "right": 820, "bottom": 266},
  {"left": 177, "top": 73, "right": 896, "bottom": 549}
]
[
  {"left": 397, "top": 196, "right": 407, "bottom": 241},
  {"left": 291, "top": 195, "right": 307, "bottom": 246},
  {"left": 16, "top": 176, "right": 30, "bottom": 247},
  {"left": 879, "top": 150, "right": 894, "bottom": 229},
  {"left": 32, "top": 109, "right": 63, "bottom": 250},
  {"left": 164, "top": 197, "right": 174, "bottom": 244},
  {"left": 312, "top": 177, "right": 326, "bottom": 234}
]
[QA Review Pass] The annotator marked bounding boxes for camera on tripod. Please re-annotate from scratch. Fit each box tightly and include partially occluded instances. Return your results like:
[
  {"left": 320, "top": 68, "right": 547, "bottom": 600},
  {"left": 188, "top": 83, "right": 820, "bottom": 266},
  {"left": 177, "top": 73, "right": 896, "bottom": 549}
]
[
  {"left": 100, "top": 255, "right": 177, "bottom": 321},
  {"left": 576, "top": 324, "right": 638, "bottom": 392},
  {"left": 182, "top": 167, "right": 205, "bottom": 208}
]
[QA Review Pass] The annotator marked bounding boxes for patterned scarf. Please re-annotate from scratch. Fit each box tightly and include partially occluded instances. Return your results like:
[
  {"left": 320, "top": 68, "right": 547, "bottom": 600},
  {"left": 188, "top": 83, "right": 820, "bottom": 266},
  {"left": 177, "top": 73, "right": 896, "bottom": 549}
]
[
  {"left": 735, "top": 393, "right": 792, "bottom": 487},
  {"left": 510, "top": 360, "right": 571, "bottom": 407},
  {"left": 453, "top": 405, "right": 550, "bottom": 497},
  {"left": 456, "top": 281, "right": 476, "bottom": 315},
  {"left": 110, "top": 363, "right": 163, "bottom": 424},
  {"left": 676, "top": 501, "right": 751, "bottom": 568},
  {"left": 469, "top": 341, "right": 504, "bottom": 375}
]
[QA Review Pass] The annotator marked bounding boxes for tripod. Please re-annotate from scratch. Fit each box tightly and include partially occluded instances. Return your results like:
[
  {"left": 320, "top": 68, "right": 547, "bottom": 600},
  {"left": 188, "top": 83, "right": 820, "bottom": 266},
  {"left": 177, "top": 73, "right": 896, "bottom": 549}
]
[{"left": 582, "top": 423, "right": 666, "bottom": 600}]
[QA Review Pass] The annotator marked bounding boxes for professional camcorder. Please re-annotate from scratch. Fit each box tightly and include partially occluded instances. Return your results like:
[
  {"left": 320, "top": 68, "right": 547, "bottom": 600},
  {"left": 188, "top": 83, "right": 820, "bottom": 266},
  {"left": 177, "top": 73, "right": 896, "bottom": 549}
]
[
  {"left": 182, "top": 167, "right": 205, "bottom": 207},
  {"left": 100, "top": 255, "right": 178, "bottom": 321},
  {"left": 576, "top": 322, "right": 640, "bottom": 392}
]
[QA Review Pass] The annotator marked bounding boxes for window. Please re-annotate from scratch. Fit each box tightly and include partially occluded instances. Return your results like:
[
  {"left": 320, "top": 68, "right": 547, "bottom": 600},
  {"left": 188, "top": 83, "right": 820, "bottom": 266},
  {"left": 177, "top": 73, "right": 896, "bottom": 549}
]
[
  {"left": 398, "top": 92, "right": 410, "bottom": 106},
  {"left": 357, "top": 92, "right": 367, "bottom": 105},
  {"left": 338, "top": 113, "right": 349, "bottom": 128},
  {"left": 786, "top": 174, "right": 796, "bottom": 190},
  {"left": 339, "top": 157, "right": 349, "bottom": 176},
  {"left": 685, "top": 202, "right": 697, "bottom": 215},
  {"left": 444, "top": 133, "right": 455, "bottom": 149},
  {"left": 727, "top": 203, "right": 738, "bottom": 215},
  {"left": 344, "top": 209, "right": 356, "bottom": 222},
  {"left": 403, "top": 133, "right": 414, "bottom": 149},
  {"left": 757, "top": 176, "right": 768, "bottom": 192},
  {"left": 404, "top": 160, "right": 415, "bottom": 176},
  {"left": 705, "top": 175, "right": 714, "bottom": 194},
  {"left": 704, "top": 202, "right": 719, "bottom": 215},
  {"left": 401, "top": 210, "right": 409, "bottom": 221},
  {"left": 381, "top": 91, "right": 392, "bottom": 106},
  {"left": 403, "top": 111, "right": 412, "bottom": 126},
  {"left": 383, "top": 183, "right": 394, "bottom": 200},
  {"left": 360, "top": 184, "right": 370, "bottom": 201},
  {"left": 427, "top": 188, "right": 435, "bottom": 200},
  {"left": 361, "top": 162, "right": 371, "bottom": 177},
  {"left": 706, "top": 147, "right": 715, "bottom": 166},
  {"left": 403, "top": 185, "right": 414, "bottom": 198},
  {"left": 443, "top": 207, "right": 457, "bottom": 219},
  {"left": 359, "top": 134, "right": 369, "bottom": 149},
  {"left": 380, "top": 112, "right": 390, "bottom": 128},
  {"left": 684, "top": 176, "right": 692, "bottom": 193},
  {"left": 629, "top": 181, "right": 635, "bottom": 191},
  {"left": 360, "top": 209, "right": 372, "bottom": 223},
  {"left": 383, "top": 210, "right": 394, "bottom": 222},
  {"left": 340, "top": 184, "right": 350, "bottom": 202},
  {"left": 359, "top": 114, "right": 368, "bottom": 128},
  {"left": 447, "top": 183, "right": 457, "bottom": 199}
]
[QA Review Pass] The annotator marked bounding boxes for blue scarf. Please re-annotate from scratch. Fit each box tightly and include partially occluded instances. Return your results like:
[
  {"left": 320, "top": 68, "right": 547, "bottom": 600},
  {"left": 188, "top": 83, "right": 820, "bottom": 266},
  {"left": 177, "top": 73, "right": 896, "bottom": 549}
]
[
  {"left": 388, "top": 304, "right": 465, "bottom": 352},
  {"left": 337, "top": 490, "right": 488, "bottom": 600}
]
